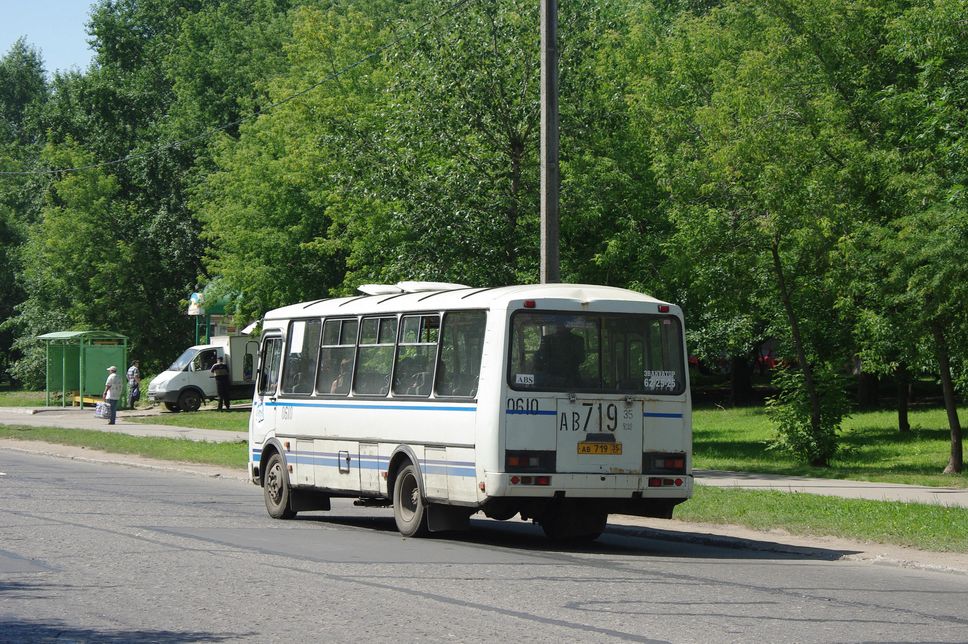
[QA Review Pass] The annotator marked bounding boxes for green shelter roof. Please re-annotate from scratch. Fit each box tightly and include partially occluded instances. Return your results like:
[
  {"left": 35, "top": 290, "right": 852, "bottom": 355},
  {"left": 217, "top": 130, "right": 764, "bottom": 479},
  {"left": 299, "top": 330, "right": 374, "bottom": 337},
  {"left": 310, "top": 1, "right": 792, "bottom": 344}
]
[{"left": 37, "top": 330, "right": 128, "bottom": 341}]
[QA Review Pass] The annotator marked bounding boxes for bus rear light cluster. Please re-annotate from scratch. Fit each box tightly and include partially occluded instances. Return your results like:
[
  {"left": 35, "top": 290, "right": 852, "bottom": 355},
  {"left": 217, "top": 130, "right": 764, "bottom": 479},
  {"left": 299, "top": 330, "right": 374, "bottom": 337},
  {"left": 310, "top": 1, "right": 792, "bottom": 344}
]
[
  {"left": 507, "top": 454, "right": 541, "bottom": 468},
  {"left": 648, "top": 477, "right": 684, "bottom": 487},
  {"left": 510, "top": 475, "right": 552, "bottom": 486},
  {"left": 643, "top": 452, "right": 687, "bottom": 474},
  {"left": 506, "top": 450, "right": 556, "bottom": 473},
  {"left": 656, "top": 456, "right": 685, "bottom": 470}
]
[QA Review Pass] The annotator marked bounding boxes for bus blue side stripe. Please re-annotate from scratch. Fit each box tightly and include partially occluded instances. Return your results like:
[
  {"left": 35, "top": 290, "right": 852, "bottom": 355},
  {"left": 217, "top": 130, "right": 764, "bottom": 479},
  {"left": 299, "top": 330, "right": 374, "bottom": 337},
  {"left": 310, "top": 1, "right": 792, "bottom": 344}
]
[
  {"left": 504, "top": 409, "right": 683, "bottom": 418},
  {"left": 505, "top": 409, "right": 556, "bottom": 416},
  {"left": 260, "top": 450, "right": 476, "bottom": 478},
  {"left": 265, "top": 401, "right": 476, "bottom": 412}
]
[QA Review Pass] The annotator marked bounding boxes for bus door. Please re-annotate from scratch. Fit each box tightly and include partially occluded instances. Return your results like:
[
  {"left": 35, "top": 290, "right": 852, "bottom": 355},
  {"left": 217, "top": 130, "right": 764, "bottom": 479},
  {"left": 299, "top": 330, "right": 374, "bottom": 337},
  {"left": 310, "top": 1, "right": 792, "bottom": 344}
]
[{"left": 251, "top": 335, "right": 283, "bottom": 444}]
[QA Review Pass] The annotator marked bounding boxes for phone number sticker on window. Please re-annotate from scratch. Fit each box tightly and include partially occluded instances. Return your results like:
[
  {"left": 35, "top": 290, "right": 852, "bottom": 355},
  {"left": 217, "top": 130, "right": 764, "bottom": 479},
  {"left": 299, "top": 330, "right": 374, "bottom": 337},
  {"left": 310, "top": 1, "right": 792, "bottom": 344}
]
[{"left": 643, "top": 370, "right": 678, "bottom": 392}]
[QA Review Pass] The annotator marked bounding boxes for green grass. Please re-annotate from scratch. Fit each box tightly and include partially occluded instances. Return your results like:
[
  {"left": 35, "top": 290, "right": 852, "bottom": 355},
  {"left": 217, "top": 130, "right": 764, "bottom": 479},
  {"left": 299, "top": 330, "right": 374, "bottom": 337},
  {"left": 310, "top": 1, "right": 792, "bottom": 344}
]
[
  {"left": 679, "top": 485, "right": 968, "bottom": 553},
  {"left": 694, "top": 405, "right": 968, "bottom": 488},
  {"left": 128, "top": 408, "right": 249, "bottom": 432},
  {"left": 0, "top": 424, "right": 247, "bottom": 469},
  {"left": 0, "top": 390, "right": 50, "bottom": 407}
]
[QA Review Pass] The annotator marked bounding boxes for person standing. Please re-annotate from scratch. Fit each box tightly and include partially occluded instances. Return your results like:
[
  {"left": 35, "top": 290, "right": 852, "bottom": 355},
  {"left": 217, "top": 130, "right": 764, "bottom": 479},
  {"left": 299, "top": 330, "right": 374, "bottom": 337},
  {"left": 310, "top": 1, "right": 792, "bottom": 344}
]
[
  {"left": 103, "top": 366, "right": 122, "bottom": 425},
  {"left": 210, "top": 356, "right": 231, "bottom": 411},
  {"left": 126, "top": 360, "right": 141, "bottom": 410}
]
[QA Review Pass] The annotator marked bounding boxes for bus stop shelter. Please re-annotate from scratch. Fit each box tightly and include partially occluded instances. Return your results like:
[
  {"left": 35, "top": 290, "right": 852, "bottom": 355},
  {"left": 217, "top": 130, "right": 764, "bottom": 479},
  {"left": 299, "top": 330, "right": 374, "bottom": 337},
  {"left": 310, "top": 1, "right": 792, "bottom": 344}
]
[{"left": 37, "top": 331, "right": 128, "bottom": 408}]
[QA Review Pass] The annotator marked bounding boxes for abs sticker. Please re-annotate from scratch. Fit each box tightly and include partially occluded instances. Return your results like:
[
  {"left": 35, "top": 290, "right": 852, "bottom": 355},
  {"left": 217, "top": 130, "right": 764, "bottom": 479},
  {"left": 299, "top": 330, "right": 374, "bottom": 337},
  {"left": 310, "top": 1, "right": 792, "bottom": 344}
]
[
  {"left": 643, "top": 370, "right": 678, "bottom": 392},
  {"left": 515, "top": 373, "right": 535, "bottom": 386}
]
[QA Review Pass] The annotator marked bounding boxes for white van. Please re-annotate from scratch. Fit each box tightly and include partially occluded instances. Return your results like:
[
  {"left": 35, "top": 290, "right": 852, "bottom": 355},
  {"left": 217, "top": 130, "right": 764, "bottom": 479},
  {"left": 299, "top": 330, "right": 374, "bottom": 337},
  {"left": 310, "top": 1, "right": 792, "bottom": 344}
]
[{"left": 148, "top": 335, "right": 259, "bottom": 411}]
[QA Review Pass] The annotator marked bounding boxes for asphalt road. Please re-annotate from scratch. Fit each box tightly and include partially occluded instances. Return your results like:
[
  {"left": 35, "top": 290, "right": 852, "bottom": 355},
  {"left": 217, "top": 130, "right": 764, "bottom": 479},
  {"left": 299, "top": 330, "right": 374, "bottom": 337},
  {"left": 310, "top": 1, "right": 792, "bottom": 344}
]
[{"left": 3, "top": 450, "right": 968, "bottom": 643}]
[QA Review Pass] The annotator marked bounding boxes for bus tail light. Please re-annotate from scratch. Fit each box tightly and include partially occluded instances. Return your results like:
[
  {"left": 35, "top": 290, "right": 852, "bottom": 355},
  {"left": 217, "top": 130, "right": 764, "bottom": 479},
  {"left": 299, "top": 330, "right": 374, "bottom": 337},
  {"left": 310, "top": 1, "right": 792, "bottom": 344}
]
[
  {"left": 510, "top": 475, "right": 552, "bottom": 486},
  {"left": 658, "top": 304, "right": 670, "bottom": 313},
  {"left": 648, "top": 477, "right": 683, "bottom": 487},
  {"left": 643, "top": 452, "right": 687, "bottom": 474},
  {"left": 506, "top": 450, "right": 556, "bottom": 473}
]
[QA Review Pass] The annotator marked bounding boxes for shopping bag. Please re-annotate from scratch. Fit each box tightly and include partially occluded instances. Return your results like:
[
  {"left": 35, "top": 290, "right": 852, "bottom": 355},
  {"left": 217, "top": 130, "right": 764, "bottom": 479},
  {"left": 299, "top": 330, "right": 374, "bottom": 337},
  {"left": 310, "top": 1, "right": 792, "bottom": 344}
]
[{"left": 94, "top": 402, "right": 109, "bottom": 419}]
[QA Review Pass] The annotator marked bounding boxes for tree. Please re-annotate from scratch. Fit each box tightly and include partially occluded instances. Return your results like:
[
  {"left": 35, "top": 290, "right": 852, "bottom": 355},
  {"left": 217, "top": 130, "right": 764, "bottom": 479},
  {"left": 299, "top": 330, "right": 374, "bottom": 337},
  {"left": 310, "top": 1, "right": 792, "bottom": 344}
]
[
  {"left": 9, "top": 143, "right": 131, "bottom": 386},
  {"left": 879, "top": 0, "right": 968, "bottom": 472},
  {"left": 14, "top": 0, "right": 297, "bottom": 373},
  {"left": 0, "top": 39, "right": 50, "bottom": 383},
  {"left": 630, "top": 1, "right": 864, "bottom": 464},
  {"left": 197, "top": 2, "right": 389, "bottom": 320}
]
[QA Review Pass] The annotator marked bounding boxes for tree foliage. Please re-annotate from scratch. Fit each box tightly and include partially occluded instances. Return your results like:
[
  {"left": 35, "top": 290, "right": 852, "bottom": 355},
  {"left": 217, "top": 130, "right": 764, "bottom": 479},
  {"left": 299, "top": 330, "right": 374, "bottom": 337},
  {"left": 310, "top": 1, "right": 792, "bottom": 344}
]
[{"left": 0, "top": 0, "right": 964, "bottom": 472}]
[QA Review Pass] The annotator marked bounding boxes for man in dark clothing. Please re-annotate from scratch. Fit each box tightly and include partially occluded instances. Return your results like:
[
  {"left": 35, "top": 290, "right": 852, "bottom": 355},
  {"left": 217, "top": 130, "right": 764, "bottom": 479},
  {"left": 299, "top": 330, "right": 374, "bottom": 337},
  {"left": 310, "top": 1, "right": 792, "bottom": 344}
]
[
  {"left": 210, "top": 356, "right": 231, "bottom": 411},
  {"left": 534, "top": 324, "right": 586, "bottom": 387}
]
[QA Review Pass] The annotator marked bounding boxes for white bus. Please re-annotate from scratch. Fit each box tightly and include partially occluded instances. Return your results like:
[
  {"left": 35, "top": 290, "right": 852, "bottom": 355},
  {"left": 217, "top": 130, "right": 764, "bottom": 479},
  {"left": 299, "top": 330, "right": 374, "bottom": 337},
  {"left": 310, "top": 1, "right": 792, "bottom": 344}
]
[{"left": 248, "top": 282, "right": 692, "bottom": 540}]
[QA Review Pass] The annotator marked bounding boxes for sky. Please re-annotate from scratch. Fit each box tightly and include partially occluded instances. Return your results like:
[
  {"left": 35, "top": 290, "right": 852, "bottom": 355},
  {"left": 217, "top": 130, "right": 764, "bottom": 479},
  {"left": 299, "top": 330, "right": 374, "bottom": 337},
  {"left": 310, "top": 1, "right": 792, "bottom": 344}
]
[{"left": 1, "top": 1, "right": 96, "bottom": 75}]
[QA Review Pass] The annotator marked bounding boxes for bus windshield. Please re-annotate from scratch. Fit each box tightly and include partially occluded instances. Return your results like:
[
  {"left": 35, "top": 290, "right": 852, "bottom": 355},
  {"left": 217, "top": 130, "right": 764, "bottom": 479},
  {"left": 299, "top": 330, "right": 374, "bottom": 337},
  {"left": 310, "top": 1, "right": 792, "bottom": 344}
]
[{"left": 508, "top": 311, "right": 685, "bottom": 394}]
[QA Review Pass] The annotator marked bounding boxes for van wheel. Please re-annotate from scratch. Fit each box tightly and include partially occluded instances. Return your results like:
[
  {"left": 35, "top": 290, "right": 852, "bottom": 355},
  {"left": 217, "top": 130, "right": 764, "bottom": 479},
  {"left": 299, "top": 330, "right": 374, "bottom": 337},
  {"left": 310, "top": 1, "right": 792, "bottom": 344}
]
[
  {"left": 163, "top": 402, "right": 180, "bottom": 413},
  {"left": 392, "top": 463, "right": 429, "bottom": 537},
  {"left": 177, "top": 389, "right": 202, "bottom": 412},
  {"left": 263, "top": 453, "right": 295, "bottom": 519}
]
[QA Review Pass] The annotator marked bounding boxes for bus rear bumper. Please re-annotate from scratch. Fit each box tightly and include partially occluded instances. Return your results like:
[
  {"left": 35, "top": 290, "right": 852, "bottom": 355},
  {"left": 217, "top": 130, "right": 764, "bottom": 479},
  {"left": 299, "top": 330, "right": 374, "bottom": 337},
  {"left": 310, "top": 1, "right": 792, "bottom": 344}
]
[{"left": 483, "top": 472, "right": 693, "bottom": 499}]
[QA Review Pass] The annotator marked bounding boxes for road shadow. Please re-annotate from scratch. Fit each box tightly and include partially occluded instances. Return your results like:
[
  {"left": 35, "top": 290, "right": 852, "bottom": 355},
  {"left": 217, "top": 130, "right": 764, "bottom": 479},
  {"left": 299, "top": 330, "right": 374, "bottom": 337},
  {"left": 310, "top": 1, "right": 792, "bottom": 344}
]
[
  {"left": 0, "top": 617, "right": 248, "bottom": 643},
  {"left": 296, "top": 512, "right": 859, "bottom": 562}
]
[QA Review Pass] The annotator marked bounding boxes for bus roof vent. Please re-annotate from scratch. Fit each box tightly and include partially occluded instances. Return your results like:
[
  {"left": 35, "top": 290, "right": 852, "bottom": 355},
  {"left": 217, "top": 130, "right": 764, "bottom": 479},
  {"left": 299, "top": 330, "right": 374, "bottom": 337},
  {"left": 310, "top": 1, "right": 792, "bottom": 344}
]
[
  {"left": 396, "top": 281, "right": 470, "bottom": 293},
  {"left": 358, "top": 284, "right": 403, "bottom": 295}
]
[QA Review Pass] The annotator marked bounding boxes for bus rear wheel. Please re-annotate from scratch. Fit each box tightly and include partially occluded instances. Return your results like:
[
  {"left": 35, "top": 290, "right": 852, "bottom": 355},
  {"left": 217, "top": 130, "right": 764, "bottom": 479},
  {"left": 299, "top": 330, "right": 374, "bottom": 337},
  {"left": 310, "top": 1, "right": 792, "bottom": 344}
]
[
  {"left": 392, "top": 463, "right": 429, "bottom": 537},
  {"left": 263, "top": 453, "right": 295, "bottom": 519}
]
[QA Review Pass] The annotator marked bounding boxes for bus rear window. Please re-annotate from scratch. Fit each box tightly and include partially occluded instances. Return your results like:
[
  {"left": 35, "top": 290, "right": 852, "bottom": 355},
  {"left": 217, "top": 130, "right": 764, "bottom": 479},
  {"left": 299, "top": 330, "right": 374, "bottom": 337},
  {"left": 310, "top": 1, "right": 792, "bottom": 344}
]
[{"left": 508, "top": 311, "right": 685, "bottom": 395}]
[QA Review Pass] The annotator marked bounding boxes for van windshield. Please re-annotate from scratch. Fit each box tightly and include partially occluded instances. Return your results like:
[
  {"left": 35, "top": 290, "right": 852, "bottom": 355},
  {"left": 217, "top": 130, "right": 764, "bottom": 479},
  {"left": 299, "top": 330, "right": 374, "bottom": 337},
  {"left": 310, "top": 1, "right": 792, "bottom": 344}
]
[
  {"left": 168, "top": 348, "right": 198, "bottom": 372},
  {"left": 508, "top": 311, "right": 686, "bottom": 395}
]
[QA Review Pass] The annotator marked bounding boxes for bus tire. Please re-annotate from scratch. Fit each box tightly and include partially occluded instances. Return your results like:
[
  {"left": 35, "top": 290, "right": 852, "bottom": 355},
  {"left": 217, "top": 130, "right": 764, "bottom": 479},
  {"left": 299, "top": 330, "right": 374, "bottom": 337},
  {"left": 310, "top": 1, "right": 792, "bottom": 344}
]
[
  {"left": 263, "top": 453, "right": 296, "bottom": 519},
  {"left": 392, "top": 463, "right": 429, "bottom": 537},
  {"left": 163, "top": 402, "right": 180, "bottom": 413},
  {"left": 177, "top": 389, "right": 202, "bottom": 412}
]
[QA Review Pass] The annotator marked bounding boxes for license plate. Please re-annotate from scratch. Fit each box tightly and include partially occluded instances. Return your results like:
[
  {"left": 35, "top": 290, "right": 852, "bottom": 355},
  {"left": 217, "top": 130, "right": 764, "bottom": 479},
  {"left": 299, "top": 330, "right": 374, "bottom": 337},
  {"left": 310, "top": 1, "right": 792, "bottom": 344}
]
[{"left": 577, "top": 442, "right": 623, "bottom": 455}]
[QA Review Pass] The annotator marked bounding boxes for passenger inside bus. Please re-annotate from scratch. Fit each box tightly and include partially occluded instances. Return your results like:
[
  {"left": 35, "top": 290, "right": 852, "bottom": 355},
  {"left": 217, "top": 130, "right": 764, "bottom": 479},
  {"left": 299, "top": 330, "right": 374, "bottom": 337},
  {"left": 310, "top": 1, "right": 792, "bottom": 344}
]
[
  {"left": 329, "top": 358, "right": 352, "bottom": 394},
  {"left": 394, "top": 355, "right": 431, "bottom": 396},
  {"left": 533, "top": 324, "right": 586, "bottom": 387}
]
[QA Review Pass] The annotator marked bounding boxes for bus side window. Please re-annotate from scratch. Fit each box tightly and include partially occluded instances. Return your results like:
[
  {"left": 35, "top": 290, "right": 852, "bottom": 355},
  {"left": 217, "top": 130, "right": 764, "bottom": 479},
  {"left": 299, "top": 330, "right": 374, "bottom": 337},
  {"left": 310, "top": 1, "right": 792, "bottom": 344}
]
[
  {"left": 435, "top": 311, "right": 486, "bottom": 398},
  {"left": 393, "top": 315, "right": 439, "bottom": 397},
  {"left": 280, "top": 319, "right": 321, "bottom": 395},
  {"left": 355, "top": 316, "right": 396, "bottom": 396},
  {"left": 317, "top": 318, "right": 358, "bottom": 396}
]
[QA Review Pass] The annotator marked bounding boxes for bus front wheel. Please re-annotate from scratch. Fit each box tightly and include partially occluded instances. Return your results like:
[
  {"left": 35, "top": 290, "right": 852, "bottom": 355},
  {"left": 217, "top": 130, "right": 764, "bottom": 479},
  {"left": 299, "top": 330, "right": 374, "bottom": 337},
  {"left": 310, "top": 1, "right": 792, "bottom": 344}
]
[
  {"left": 263, "top": 453, "right": 295, "bottom": 519},
  {"left": 392, "top": 463, "right": 429, "bottom": 537}
]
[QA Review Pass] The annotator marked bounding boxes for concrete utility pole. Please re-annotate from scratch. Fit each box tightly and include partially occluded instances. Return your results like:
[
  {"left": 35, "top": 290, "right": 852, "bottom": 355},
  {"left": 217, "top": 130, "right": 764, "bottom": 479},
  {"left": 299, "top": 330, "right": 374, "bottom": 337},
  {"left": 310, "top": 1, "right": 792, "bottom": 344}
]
[{"left": 540, "top": 0, "right": 560, "bottom": 283}]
